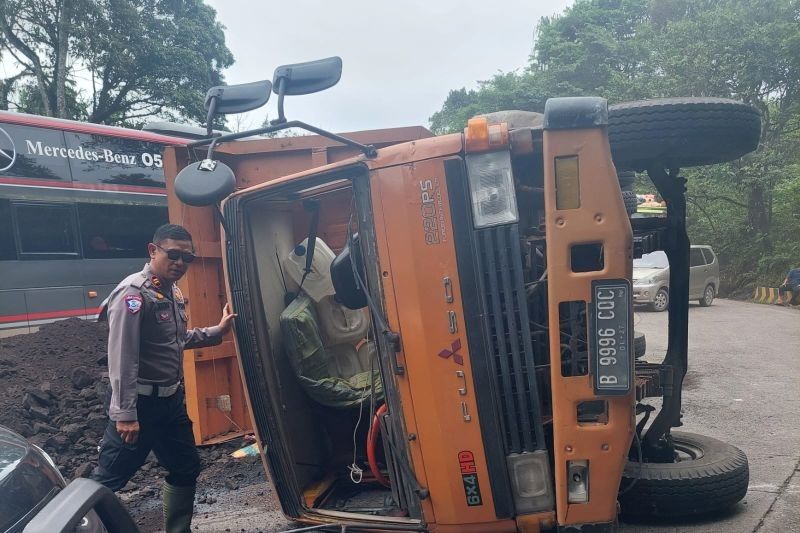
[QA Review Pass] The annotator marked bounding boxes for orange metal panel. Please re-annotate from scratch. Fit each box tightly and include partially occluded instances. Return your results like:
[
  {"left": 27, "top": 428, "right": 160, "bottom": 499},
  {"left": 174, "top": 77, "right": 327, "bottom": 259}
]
[
  {"left": 164, "top": 146, "right": 250, "bottom": 445},
  {"left": 516, "top": 511, "right": 556, "bottom": 533},
  {"left": 370, "top": 158, "right": 501, "bottom": 526},
  {"left": 429, "top": 521, "right": 517, "bottom": 532},
  {"left": 369, "top": 166, "right": 435, "bottom": 526},
  {"left": 164, "top": 128, "right": 437, "bottom": 446},
  {"left": 542, "top": 127, "right": 635, "bottom": 526}
]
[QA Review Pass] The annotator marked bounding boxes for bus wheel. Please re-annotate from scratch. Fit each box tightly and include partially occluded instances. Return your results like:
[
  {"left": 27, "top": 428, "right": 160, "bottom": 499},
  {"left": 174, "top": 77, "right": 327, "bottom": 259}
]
[
  {"left": 619, "top": 432, "right": 749, "bottom": 520},
  {"left": 608, "top": 98, "right": 761, "bottom": 172}
]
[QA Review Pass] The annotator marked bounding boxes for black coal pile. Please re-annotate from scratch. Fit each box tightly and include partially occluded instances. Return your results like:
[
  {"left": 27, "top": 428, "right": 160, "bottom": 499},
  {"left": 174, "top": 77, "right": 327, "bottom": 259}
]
[
  {"left": 0, "top": 318, "right": 271, "bottom": 531},
  {"left": 0, "top": 318, "right": 110, "bottom": 478}
]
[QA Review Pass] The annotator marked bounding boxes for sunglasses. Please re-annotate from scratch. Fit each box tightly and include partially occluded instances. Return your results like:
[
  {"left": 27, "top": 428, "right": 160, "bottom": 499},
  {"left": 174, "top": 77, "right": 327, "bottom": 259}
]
[{"left": 154, "top": 243, "right": 196, "bottom": 263}]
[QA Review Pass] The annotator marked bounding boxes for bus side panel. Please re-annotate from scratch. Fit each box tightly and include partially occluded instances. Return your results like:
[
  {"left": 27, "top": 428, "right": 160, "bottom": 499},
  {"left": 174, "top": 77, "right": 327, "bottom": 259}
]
[
  {"left": 0, "top": 290, "right": 30, "bottom": 335},
  {"left": 24, "top": 286, "right": 86, "bottom": 327},
  {"left": 0, "top": 256, "right": 140, "bottom": 332}
]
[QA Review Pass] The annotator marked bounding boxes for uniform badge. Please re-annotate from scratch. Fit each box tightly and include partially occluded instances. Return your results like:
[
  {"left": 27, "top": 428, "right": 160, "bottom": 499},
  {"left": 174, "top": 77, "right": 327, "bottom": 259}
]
[
  {"left": 151, "top": 275, "right": 162, "bottom": 288},
  {"left": 157, "top": 310, "right": 172, "bottom": 323},
  {"left": 124, "top": 294, "right": 143, "bottom": 314}
]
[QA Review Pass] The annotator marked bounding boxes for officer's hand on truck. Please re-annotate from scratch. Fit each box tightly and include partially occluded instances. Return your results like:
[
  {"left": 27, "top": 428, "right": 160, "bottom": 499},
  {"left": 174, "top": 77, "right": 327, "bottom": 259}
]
[{"left": 217, "top": 303, "right": 237, "bottom": 335}]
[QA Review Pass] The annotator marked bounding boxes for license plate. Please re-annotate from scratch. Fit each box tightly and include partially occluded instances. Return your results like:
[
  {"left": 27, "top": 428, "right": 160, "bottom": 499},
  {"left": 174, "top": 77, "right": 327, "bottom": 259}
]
[{"left": 590, "top": 280, "right": 632, "bottom": 395}]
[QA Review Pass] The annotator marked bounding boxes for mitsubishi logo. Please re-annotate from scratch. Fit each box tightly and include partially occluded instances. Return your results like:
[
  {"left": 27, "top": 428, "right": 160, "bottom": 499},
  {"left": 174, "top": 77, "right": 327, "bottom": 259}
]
[
  {"left": 438, "top": 338, "right": 464, "bottom": 365},
  {"left": 0, "top": 127, "right": 15, "bottom": 172}
]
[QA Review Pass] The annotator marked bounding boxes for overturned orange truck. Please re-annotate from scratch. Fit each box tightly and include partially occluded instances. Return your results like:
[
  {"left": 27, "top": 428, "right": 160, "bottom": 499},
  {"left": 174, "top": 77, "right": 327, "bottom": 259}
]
[{"left": 165, "top": 58, "right": 761, "bottom": 531}]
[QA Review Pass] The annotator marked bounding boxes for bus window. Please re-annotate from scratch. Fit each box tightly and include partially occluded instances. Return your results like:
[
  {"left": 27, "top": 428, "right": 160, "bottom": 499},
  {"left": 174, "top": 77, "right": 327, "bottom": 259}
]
[
  {"left": 0, "top": 200, "right": 15, "bottom": 260},
  {"left": 13, "top": 203, "right": 79, "bottom": 257},
  {"left": 65, "top": 132, "right": 166, "bottom": 189},
  {"left": 0, "top": 123, "right": 70, "bottom": 182},
  {"left": 77, "top": 203, "right": 167, "bottom": 259}
]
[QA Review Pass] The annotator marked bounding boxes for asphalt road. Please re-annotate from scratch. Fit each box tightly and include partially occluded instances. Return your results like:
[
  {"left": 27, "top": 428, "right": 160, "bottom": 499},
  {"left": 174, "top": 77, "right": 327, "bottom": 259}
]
[
  {"left": 189, "top": 298, "right": 799, "bottom": 533},
  {"left": 620, "top": 298, "right": 800, "bottom": 533}
]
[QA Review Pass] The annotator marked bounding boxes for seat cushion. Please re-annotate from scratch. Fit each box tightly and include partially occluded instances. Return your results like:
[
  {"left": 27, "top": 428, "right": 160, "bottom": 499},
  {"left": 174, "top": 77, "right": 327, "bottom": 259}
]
[{"left": 281, "top": 293, "right": 382, "bottom": 408}]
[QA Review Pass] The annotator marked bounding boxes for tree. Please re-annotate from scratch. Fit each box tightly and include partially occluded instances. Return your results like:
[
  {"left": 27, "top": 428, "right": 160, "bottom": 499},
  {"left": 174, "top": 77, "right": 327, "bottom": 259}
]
[
  {"left": 0, "top": 0, "right": 234, "bottom": 125},
  {"left": 429, "top": 0, "right": 800, "bottom": 291},
  {"left": 430, "top": 0, "right": 656, "bottom": 133}
]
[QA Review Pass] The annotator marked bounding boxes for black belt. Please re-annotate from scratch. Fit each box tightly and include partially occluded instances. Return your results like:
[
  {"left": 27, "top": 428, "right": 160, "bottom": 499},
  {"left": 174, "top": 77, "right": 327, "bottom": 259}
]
[{"left": 137, "top": 381, "right": 179, "bottom": 397}]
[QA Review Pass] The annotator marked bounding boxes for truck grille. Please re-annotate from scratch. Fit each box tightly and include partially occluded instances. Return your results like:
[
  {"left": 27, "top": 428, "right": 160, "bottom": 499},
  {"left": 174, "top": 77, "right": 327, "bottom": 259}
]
[{"left": 475, "top": 224, "right": 545, "bottom": 454}]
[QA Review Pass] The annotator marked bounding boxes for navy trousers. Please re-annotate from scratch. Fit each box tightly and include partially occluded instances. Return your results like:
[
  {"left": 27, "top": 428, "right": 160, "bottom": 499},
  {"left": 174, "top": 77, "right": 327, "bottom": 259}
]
[{"left": 91, "top": 387, "right": 201, "bottom": 490}]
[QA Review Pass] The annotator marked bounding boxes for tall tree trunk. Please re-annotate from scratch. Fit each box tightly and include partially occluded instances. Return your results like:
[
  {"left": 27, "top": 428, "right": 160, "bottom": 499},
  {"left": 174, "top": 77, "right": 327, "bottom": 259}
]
[
  {"left": 0, "top": 15, "right": 53, "bottom": 116},
  {"left": 747, "top": 183, "right": 771, "bottom": 252},
  {"left": 0, "top": 80, "right": 8, "bottom": 111},
  {"left": 55, "top": 0, "right": 73, "bottom": 118}
]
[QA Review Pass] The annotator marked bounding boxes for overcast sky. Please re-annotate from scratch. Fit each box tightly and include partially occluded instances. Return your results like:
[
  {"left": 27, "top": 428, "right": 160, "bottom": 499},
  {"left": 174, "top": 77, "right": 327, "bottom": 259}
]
[{"left": 205, "top": 0, "right": 573, "bottom": 133}]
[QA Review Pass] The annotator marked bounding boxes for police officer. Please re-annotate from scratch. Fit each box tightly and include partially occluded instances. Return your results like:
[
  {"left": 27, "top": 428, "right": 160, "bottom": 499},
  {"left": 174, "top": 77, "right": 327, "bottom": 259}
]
[{"left": 92, "top": 224, "right": 236, "bottom": 533}]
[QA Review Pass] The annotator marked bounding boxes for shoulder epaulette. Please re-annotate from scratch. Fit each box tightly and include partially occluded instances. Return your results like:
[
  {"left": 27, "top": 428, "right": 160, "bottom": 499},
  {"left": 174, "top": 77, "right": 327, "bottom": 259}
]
[{"left": 130, "top": 273, "right": 147, "bottom": 289}]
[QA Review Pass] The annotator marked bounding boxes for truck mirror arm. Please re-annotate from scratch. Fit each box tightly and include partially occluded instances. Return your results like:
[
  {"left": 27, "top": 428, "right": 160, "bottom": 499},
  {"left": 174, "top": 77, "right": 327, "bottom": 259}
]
[{"left": 187, "top": 120, "right": 377, "bottom": 159}]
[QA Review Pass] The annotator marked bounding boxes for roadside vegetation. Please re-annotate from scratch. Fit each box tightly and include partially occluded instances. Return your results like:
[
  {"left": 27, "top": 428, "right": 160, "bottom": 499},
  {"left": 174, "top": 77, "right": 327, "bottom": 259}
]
[
  {"left": 430, "top": 0, "right": 800, "bottom": 295},
  {"left": 0, "top": 0, "right": 233, "bottom": 127}
]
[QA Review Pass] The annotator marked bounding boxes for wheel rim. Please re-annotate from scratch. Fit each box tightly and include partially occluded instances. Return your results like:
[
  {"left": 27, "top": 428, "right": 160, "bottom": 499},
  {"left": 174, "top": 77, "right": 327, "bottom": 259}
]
[
  {"left": 654, "top": 290, "right": 668, "bottom": 310},
  {"left": 673, "top": 440, "right": 705, "bottom": 462},
  {"left": 704, "top": 286, "right": 714, "bottom": 305}
]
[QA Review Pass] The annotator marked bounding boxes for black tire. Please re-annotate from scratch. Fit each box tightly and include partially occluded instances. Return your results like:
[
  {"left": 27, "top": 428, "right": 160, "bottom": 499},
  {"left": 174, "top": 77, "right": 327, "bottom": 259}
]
[
  {"left": 618, "top": 171, "right": 636, "bottom": 192},
  {"left": 699, "top": 284, "right": 715, "bottom": 307},
  {"left": 609, "top": 98, "right": 761, "bottom": 172},
  {"left": 633, "top": 330, "right": 646, "bottom": 358},
  {"left": 622, "top": 190, "right": 638, "bottom": 216},
  {"left": 650, "top": 288, "right": 669, "bottom": 312},
  {"left": 619, "top": 432, "right": 749, "bottom": 519}
]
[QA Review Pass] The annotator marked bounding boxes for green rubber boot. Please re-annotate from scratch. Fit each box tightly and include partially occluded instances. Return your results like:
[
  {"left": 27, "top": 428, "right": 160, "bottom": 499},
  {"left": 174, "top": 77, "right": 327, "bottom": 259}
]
[{"left": 163, "top": 481, "right": 196, "bottom": 533}]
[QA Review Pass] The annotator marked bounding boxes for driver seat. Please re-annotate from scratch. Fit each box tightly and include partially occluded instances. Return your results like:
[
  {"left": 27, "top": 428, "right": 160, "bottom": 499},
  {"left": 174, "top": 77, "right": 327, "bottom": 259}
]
[{"left": 280, "top": 238, "right": 381, "bottom": 408}]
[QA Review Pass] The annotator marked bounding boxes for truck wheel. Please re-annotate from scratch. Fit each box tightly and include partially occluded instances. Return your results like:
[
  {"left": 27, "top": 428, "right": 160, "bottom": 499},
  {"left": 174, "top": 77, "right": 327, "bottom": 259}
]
[
  {"left": 650, "top": 288, "right": 669, "bottom": 312},
  {"left": 633, "top": 330, "right": 646, "bottom": 359},
  {"left": 619, "top": 432, "right": 749, "bottom": 519},
  {"left": 622, "top": 190, "right": 638, "bottom": 216},
  {"left": 608, "top": 98, "right": 761, "bottom": 172}
]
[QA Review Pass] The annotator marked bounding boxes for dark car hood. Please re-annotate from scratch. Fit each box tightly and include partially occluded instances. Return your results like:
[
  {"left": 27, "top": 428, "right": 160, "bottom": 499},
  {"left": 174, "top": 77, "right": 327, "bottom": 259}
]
[
  {"left": 0, "top": 425, "right": 65, "bottom": 533},
  {"left": 0, "top": 426, "right": 30, "bottom": 484}
]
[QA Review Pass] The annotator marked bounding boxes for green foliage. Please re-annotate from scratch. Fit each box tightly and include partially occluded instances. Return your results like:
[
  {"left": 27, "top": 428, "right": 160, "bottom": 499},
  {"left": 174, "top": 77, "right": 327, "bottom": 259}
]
[
  {"left": 0, "top": 0, "right": 233, "bottom": 125},
  {"left": 429, "top": 75, "right": 548, "bottom": 135},
  {"left": 430, "top": 0, "right": 800, "bottom": 293}
]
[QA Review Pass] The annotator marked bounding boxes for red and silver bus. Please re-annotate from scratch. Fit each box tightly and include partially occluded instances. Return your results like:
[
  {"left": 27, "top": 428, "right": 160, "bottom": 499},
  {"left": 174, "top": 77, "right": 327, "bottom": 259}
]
[{"left": 0, "top": 111, "right": 189, "bottom": 335}]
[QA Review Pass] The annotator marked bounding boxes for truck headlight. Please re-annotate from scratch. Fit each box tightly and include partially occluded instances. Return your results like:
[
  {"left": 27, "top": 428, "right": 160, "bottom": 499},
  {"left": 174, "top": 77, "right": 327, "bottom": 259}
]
[
  {"left": 506, "top": 450, "right": 554, "bottom": 514},
  {"left": 466, "top": 150, "right": 518, "bottom": 228}
]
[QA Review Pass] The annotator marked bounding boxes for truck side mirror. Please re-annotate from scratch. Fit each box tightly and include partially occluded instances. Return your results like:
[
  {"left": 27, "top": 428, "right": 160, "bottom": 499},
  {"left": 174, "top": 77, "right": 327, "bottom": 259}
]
[
  {"left": 271, "top": 57, "right": 342, "bottom": 124},
  {"left": 204, "top": 80, "right": 272, "bottom": 136},
  {"left": 272, "top": 56, "right": 342, "bottom": 96},
  {"left": 174, "top": 158, "right": 236, "bottom": 207},
  {"left": 204, "top": 80, "right": 272, "bottom": 114}
]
